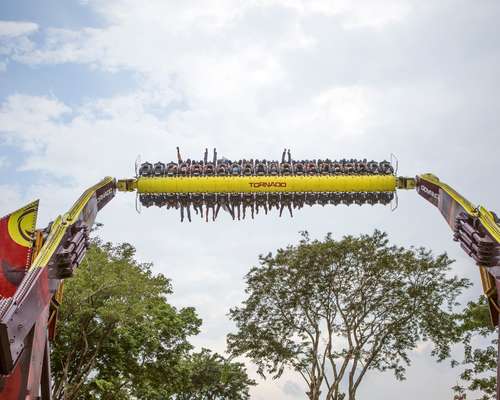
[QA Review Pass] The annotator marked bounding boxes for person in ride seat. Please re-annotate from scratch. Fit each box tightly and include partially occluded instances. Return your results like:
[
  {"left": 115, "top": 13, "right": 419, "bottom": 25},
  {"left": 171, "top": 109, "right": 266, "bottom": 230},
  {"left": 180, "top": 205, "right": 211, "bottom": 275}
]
[
  {"left": 242, "top": 160, "right": 254, "bottom": 176},
  {"left": 366, "top": 193, "right": 378, "bottom": 205},
  {"left": 328, "top": 193, "right": 341, "bottom": 205},
  {"left": 154, "top": 162, "right": 166, "bottom": 176},
  {"left": 367, "top": 160, "right": 379, "bottom": 174},
  {"left": 305, "top": 193, "right": 318, "bottom": 207},
  {"left": 281, "top": 162, "right": 292, "bottom": 175},
  {"left": 268, "top": 161, "right": 279, "bottom": 175},
  {"left": 255, "top": 160, "right": 267, "bottom": 176},
  {"left": 354, "top": 192, "right": 367, "bottom": 206},
  {"left": 216, "top": 161, "right": 228, "bottom": 175},
  {"left": 191, "top": 193, "right": 204, "bottom": 217},
  {"left": 229, "top": 193, "right": 242, "bottom": 219},
  {"left": 190, "top": 162, "right": 202, "bottom": 176},
  {"left": 318, "top": 193, "right": 329, "bottom": 206},
  {"left": 332, "top": 161, "right": 343, "bottom": 174},
  {"left": 293, "top": 160, "right": 305, "bottom": 175},
  {"left": 230, "top": 162, "right": 241, "bottom": 176},
  {"left": 305, "top": 160, "right": 318, "bottom": 175},
  {"left": 165, "top": 194, "right": 178, "bottom": 209},
  {"left": 293, "top": 193, "right": 305, "bottom": 210},
  {"left": 379, "top": 192, "right": 394, "bottom": 204},
  {"left": 279, "top": 193, "right": 293, "bottom": 217},
  {"left": 139, "top": 162, "right": 153, "bottom": 176},
  {"left": 202, "top": 148, "right": 215, "bottom": 176},
  {"left": 343, "top": 159, "right": 355, "bottom": 174},
  {"left": 280, "top": 149, "right": 293, "bottom": 175},
  {"left": 203, "top": 163, "right": 214, "bottom": 175},
  {"left": 139, "top": 194, "right": 153, "bottom": 207},
  {"left": 341, "top": 192, "right": 355, "bottom": 205},
  {"left": 354, "top": 159, "right": 368, "bottom": 174},
  {"left": 242, "top": 193, "right": 255, "bottom": 219},
  {"left": 178, "top": 194, "right": 192, "bottom": 222},
  {"left": 268, "top": 193, "right": 280, "bottom": 210},
  {"left": 319, "top": 160, "right": 331, "bottom": 175},
  {"left": 204, "top": 194, "right": 216, "bottom": 221},
  {"left": 255, "top": 193, "right": 268, "bottom": 214},
  {"left": 379, "top": 161, "right": 394, "bottom": 174},
  {"left": 166, "top": 162, "right": 178, "bottom": 176},
  {"left": 215, "top": 194, "right": 233, "bottom": 219},
  {"left": 179, "top": 160, "right": 190, "bottom": 176}
]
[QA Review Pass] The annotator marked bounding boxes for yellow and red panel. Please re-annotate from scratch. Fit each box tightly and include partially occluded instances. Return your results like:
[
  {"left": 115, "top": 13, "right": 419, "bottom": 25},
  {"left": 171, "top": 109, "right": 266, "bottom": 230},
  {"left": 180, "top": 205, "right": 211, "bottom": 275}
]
[{"left": 0, "top": 201, "right": 39, "bottom": 298}]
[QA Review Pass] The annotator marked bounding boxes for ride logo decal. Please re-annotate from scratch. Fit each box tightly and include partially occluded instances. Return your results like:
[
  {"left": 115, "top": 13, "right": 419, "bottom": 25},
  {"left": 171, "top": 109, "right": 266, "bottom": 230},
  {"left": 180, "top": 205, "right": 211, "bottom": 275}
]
[
  {"left": 96, "top": 181, "right": 116, "bottom": 210},
  {"left": 249, "top": 182, "right": 287, "bottom": 189},
  {"left": 416, "top": 180, "right": 440, "bottom": 207}
]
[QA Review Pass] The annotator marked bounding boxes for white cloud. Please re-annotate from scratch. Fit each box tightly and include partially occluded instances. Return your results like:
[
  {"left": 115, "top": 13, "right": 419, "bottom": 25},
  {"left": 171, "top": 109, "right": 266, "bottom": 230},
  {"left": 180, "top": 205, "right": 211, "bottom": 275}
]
[
  {"left": 0, "top": 184, "right": 23, "bottom": 215},
  {"left": 0, "top": 21, "right": 38, "bottom": 37},
  {"left": 0, "top": 92, "right": 166, "bottom": 180},
  {"left": 264, "top": 0, "right": 412, "bottom": 28},
  {"left": 0, "top": 20, "right": 38, "bottom": 67},
  {"left": 0, "top": 94, "right": 71, "bottom": 152}
]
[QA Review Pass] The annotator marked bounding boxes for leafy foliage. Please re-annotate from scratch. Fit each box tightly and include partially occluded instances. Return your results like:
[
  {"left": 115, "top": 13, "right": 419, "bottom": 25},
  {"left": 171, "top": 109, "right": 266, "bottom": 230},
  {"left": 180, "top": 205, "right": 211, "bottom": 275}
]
[
  {"left": 51, "top": 238, "right": 254, "bottom": 400},
  {"left": 452, "top": 296, "right": 497, "bottom": 400},
  {"left": 178, "top": 349, "right": 255, "bottom": 400},
  {"left": 228, "top": 230, "right": 471, "bottom": 400}
]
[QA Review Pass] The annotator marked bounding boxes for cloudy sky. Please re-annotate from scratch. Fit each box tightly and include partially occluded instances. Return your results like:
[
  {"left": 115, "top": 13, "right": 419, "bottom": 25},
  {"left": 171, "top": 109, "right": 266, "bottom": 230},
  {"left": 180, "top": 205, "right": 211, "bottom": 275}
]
[{"left": 1, "top": 0, "right": 499, "bottom": 398}]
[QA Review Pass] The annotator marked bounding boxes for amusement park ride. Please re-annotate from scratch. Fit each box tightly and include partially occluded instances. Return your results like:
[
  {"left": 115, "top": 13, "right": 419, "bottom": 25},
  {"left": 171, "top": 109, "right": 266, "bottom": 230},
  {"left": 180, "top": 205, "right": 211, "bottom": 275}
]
[{"left": 0, "top": 149, "right": 499, "bottom": 399}]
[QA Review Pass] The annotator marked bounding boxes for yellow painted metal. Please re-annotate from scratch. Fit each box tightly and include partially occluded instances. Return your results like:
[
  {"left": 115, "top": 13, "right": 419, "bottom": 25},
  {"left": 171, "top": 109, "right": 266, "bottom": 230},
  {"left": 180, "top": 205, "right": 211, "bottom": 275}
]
[
  {"left": 63, "top": 176, "right": 115, "bottom": 224},
  {"left": 418, "top": 174, "right": 500, "bottom": 242},
  {"left": 477, "top": 206, "right": 500, "bottom": 244},
  {"left": 29, "top": 215, "right": 63, "bottom": 271},
  {"left": 397, "top": 176, "right": 416, "bottom": 190},
  {"left": 29, "top": 177, "right": 115, "bottom": 270},
  {"left": 479, "top": 266, "right": 500, "bottom": 319},
  {"left": 418, "top": 174, "right": 476, "bottom": 213},
  {"left": 116, "top": 178, "right": 137, "bottom": 192},
  {"left": 135, "top": 175, "right": 397, "bottom": 194}
]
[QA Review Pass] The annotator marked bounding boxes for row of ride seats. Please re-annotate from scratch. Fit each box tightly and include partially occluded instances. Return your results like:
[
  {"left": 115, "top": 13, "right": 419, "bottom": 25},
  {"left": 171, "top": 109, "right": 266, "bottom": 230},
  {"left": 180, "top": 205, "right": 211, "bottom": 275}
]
[
  {"left": 139, "top": 191, "right": 395, "bottom": 210},
  {"left": 138, "top": 159, "right": 394, "bottom": 177}
]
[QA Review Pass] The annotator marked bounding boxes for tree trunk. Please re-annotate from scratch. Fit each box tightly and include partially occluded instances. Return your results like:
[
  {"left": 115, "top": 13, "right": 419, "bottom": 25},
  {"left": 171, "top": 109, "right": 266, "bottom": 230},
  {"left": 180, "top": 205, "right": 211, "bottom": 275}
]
[{"left": 307, "top": 380, "right": 322, "bottom": 400}]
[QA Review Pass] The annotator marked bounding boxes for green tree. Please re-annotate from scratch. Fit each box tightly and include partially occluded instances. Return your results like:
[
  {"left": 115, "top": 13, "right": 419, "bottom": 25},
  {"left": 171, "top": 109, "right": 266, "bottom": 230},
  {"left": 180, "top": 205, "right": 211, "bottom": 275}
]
[
  {"left": 227, "top": 231, "right": 471, "bottom": 400},
  {"left": 452, "top": 296, "right": 497, "bottom": 400},
  {"left": 178, "top": 349, "right": 255, "bottom": 400},
  {"left": 51, "top": 238, "right": 254, "bottom": 400}
]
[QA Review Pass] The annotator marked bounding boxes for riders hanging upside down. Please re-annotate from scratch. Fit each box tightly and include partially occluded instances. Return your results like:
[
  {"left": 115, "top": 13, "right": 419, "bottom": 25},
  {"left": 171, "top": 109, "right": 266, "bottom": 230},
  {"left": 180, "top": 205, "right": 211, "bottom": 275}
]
[{"left": 137, "top": 148, "right": 396, "bottom": 222}]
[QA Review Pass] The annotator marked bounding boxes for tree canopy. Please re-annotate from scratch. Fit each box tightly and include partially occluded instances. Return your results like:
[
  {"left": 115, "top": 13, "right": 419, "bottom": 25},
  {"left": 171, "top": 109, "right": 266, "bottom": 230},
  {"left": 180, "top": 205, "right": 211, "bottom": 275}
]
[
  {"left": 228, "top": 230, "right": 471, "bottom": 400},
  {"left": 178, "top": 349, "right": 256, "bottom": 400},
  {"left": 453, "top": 296, "right": 497, "bottom": 400},
  {"left": 51, "top": 238, "right": 254, "bottom": 400}
]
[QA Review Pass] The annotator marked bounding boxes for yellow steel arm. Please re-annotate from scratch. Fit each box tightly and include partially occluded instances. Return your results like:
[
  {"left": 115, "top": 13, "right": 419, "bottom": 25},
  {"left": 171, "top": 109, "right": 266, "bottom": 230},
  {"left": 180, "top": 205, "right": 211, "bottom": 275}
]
[
  {"left": 118, "top": 175, "right": 397, "bottom": 194},
  {"left": 406, "top": 173, "right": 500, "bottom": 325}
]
